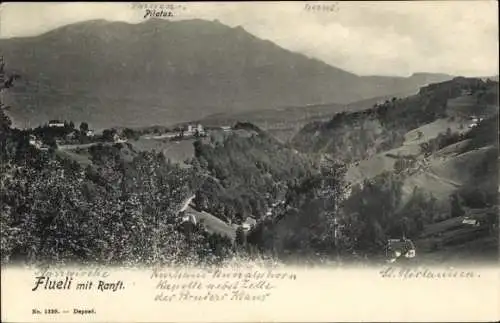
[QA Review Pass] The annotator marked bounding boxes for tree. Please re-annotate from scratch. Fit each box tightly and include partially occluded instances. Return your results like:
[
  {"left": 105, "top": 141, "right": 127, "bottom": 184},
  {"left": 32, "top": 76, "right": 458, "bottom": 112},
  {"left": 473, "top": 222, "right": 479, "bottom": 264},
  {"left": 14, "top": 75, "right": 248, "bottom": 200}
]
[
  {"left": 0, "top": 56, "right": 20, "bottom": 91},
  {"left": 42, "top": 136, "right": 57, "bottom": 148},
  {"left": 102, "top": 128, "right": 116, "bottom": 142},
  {"left": 0, "top": 57, "right": 14, "bottom": 130},
  {"left": 79, "top": 122, "right": 89, "bottom": 133},
  {"left": 394, "top": 159, "right": 405, "bottom": 173},
  {"left": 450, "top": 193, "right": 464, "bottom": 218},
  {"left": 235, "top": 227, "right": 246, "bottom": 246}
]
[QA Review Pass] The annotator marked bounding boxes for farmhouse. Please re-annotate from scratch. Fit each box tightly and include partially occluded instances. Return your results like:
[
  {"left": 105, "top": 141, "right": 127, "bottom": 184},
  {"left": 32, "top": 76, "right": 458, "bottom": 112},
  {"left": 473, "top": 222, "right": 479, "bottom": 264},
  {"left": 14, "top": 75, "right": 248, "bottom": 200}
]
[
  {"left": 181, "top": 213, "right": 198, "bottom": 226},
  {"left": 468, "top": 115, "right": 484, "bottom": 128},
  {"left": 385, "top": 238, "right": 416, "bottom": 262},
  {"left": 113, "top": 133, "right": 127, "bottom": 143},
  {"left": 29, "top": 135, "right": 43, "bottom": 149},
  {"left": 242, "top": 217, "right": 257, "bottom": 232},
  {"left": 462, "top": 217, "right": 480, "bottom": 227},
  {"left": 181, "top": 123, "right": 206, "bottom": 137}
]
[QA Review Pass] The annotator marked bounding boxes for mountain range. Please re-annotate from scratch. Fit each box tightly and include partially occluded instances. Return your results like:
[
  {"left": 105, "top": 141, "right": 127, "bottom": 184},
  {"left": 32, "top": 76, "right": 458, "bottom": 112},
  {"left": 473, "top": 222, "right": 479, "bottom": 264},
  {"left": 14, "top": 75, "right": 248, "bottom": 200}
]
[{"left": 0, "top": 18, "right": 454, "bottom": 130}]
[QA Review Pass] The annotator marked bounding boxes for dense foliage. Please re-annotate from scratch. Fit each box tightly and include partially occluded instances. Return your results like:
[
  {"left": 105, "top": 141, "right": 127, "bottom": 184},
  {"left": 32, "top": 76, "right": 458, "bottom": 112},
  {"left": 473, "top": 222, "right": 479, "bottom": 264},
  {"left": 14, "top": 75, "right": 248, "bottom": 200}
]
[
  {"left": 249, "top": 170, "right": 441, "bottom": 260},
  {"left": 246, "top": 158, "right": 349, "bottom": 257},
  {"left": 339, "top": 173, "right": 440, "bottom": 254},
  {"left": 191, "top": 124, "right": 315, "bottom": 223},
  {"left": 0, "top": 133, "right": 235, "bottom": 264},
  {"left": 1, "top": 60, "right": 235, "bottom": 265}
]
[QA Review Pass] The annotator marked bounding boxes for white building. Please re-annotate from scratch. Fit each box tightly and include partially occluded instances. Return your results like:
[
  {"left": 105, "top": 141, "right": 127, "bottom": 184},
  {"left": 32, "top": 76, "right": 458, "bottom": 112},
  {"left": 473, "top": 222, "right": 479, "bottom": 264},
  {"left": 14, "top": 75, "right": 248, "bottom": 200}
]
[
  {"left": 29, "top": 135, "right": 42, "bottom": 149},
  {"left": 242, "top": 216, "right": 257, "bottom": 232},
  {"left": 182, "top": 213, "right": 197, "bottom": 226},
  {"left": 196, "top": 124, "right": 206, "bottom": 136},
  {"left": 48, "top": 120, "right": 65, "bottom": 128},
  {"left": 113, "top": 133, "right": 127, "bottom": 143},
  {"left": 385, "top": 238, "right": 416, "bottom": 262},
  {"left": 462, "top": 217, "right": 480, "bottom": 226},
  {"left": 181, "top": 124, "right": 206, "bottom": 137}
]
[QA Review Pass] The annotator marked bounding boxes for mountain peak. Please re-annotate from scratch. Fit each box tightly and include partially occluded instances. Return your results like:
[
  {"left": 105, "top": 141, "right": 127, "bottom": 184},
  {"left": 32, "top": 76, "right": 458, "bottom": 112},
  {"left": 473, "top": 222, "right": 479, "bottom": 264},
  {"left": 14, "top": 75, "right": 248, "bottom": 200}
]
[{"left": 1, "top": 19, "right": 454, "bottom": 130}]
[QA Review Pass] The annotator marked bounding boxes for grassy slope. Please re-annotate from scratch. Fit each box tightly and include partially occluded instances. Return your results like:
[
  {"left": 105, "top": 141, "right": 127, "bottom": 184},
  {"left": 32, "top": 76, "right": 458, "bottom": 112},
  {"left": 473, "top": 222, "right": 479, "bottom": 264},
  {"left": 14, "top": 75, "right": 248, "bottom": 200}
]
[
  {"left": 184, "top": 206, "right": 236, "bottom": 241},
  {"left": 130, "top": 137, "right": 196, "bottom": 164},
  {"left": 346, "top": 92, "right": 498, "bottom": 202},
  {"left": 344, "top": 116, "right": 469, "bottom": 186},
  {"left": 56, "top": 136, "right": 199, "bottom": 168}
]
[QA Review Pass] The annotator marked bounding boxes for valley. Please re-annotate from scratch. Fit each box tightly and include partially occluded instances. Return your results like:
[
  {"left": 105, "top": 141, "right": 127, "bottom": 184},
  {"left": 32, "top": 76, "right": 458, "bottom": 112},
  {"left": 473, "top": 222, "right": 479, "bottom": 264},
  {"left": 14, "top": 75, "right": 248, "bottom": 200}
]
[
  {"left": 0, "top": 20, "right": 498, "bottom": 267},
  {"left": 1, "top": 76, "right": 498, "bottom": 266}
]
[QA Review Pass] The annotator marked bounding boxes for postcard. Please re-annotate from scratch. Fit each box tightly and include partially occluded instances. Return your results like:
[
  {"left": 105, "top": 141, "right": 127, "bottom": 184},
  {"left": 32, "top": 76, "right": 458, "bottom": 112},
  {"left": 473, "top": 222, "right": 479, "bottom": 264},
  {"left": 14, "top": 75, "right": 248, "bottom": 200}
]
[{"left": 1, "top": 1, "right": 499, "bottom": 322}]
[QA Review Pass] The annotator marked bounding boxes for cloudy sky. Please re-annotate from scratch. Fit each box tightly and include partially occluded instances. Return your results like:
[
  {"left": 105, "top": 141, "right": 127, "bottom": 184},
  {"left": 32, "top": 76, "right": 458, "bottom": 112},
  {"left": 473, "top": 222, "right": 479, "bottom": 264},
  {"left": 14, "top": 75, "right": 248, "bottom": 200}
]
[{"left": 0, "top": 1, "right": 498, "bottom": 76}]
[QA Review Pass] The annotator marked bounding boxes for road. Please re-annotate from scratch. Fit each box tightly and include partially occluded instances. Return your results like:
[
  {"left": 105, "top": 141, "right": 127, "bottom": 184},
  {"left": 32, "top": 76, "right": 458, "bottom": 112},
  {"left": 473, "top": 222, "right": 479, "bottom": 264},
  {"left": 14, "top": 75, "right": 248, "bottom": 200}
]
[{"left": 58, "top": 141, "right": 121, "bottom": 150}]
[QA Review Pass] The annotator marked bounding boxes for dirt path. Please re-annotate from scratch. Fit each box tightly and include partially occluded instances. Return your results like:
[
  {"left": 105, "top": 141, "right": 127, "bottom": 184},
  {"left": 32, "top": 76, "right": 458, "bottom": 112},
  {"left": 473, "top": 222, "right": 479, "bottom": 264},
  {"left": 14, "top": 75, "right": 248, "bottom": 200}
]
[
  {"left": 58, "top": 142, "right": 114, "bottom": 150},
  {"left": 424, "top": 170, "right": 462, "bottom": 188}
]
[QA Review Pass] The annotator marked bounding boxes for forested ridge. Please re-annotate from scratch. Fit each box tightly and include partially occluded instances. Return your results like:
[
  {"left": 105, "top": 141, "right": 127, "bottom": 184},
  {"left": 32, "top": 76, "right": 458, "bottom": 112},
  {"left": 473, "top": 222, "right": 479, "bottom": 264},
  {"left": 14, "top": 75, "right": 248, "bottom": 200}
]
[
  {"left": 191, "top": 122, "right": 316, "bottom": 223},
  {"left": 291, "top": 77, "right": 495, "bottom": 162}
]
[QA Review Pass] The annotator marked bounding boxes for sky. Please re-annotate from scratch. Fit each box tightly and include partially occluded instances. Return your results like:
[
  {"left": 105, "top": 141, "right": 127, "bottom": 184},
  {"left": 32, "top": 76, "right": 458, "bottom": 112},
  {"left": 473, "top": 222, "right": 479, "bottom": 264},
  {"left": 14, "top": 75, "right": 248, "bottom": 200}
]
[{"left": 0, "top": 1, "right": 498, "bottom": 77}]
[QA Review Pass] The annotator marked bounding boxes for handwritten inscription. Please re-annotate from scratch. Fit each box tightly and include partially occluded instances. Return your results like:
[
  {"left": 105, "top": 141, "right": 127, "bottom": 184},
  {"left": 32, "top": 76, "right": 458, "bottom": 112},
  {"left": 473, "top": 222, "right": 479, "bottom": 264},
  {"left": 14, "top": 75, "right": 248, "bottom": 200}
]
[
  {"left": 379, "top": 266, "right": 479, "bottom": 279},
  {"left": 152, "top": 268, "right": 297, "bottom": 302},
  {"left": 131, "top": 2, "right": 187, "bottom": 19},
  {"left": 132, "top": 3, "right": 186, "bottom": 11},
  {"left": 33, "top": 267, "right": 110, "bottom": 278},
  {"left": 304, "top": 3, "right": 340, "bottom": 13}
]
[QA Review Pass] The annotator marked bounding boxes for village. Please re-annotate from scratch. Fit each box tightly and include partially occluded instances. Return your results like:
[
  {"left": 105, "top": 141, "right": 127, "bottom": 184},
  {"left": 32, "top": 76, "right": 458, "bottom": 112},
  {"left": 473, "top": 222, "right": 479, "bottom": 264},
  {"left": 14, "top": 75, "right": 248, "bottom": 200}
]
[{"left": 27, "top": 119, "right": 233, "bottom": 151}]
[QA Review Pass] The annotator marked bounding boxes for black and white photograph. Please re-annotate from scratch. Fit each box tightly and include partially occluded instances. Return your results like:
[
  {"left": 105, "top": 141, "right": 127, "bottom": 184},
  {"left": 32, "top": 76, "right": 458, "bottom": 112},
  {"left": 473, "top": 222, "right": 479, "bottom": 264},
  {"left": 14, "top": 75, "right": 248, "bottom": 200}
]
[{"left": 0, "top": 1, "right": 499, "bottom": 321}]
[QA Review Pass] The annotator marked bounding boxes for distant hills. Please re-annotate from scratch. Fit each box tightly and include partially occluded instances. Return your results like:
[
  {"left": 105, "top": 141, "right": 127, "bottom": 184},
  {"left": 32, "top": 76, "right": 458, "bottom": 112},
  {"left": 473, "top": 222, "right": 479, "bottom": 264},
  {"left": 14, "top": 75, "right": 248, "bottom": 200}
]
[
  {"left": 291, "top": 77, "right": 498, "bottom": 160},
  {"left": 198, "top": 91, "right": 420, "bottom": 142},
  {"left": 1, "top": 18, "right": 454, "bottom": 130}
]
